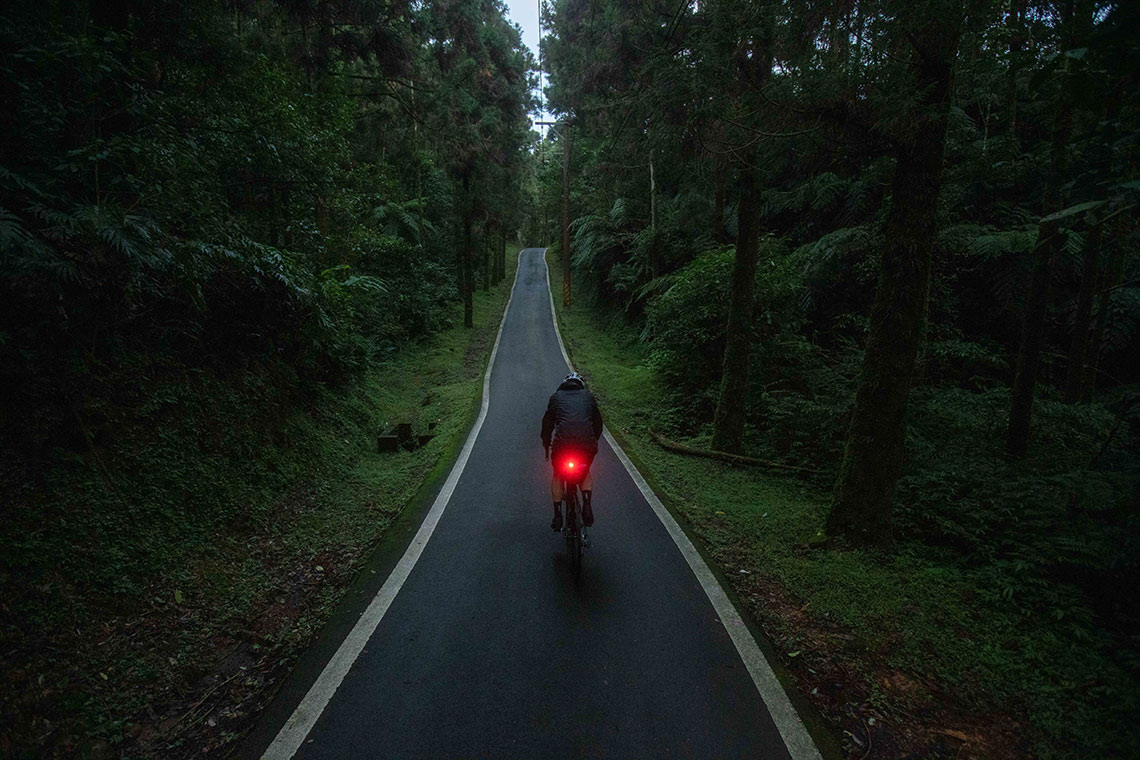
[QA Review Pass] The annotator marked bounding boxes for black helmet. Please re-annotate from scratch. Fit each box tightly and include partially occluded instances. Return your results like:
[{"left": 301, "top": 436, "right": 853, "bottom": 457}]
[{"left": 562, "top": 371, "right": 585, "bottom": 388}]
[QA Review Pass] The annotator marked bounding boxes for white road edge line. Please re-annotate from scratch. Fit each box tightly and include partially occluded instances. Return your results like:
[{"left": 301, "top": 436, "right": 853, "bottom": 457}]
[
  {"left": 260, "top": 251, "right": 525, "bottom": 760},
  {"left": 543, "top": 250, "right": 823, "bottom": 760}
]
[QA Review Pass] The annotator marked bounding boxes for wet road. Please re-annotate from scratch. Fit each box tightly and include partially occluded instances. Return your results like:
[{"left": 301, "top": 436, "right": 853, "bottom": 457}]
[{"left": 246, "top": 249, "right": 816, "bottom": 760}]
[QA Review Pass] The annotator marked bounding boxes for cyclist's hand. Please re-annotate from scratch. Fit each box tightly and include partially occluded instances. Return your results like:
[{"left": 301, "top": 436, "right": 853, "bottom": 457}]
[{"left": 544, "top": 447, "right": 550, "bottom": 462}]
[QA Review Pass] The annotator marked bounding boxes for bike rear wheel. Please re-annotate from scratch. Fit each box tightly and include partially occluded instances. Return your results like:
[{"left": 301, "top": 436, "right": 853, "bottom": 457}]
[{"left": 565, "top": 487, "right": 582, "bottom": 580}]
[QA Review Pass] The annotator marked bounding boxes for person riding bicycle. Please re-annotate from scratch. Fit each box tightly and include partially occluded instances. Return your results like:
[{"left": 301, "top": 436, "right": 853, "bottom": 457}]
[{"left": 541, "top": 371, "right": 603, "bottom": 531}]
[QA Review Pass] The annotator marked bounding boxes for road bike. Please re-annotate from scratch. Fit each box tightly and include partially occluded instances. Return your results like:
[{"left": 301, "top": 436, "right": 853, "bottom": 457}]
[{"left": 561, "top": 477, "right": 589, "bottom": 580}]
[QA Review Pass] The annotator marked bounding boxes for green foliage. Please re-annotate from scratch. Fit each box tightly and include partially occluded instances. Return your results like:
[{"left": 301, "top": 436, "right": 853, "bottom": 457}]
[
  {"left": 0, "top": 1, "right": 533, "bottom": 754},
  {"left": 0, "top": 0, "right": 534, "bottom": 456},
  {"left": 644, "top": 238, "right": 816, "bottom": 423},
  {"left": 553, "top": 266, "right": 1140, "bottom": 759},
  {"left": 643, "top": 247, "right": 736, "bottom": 412}
]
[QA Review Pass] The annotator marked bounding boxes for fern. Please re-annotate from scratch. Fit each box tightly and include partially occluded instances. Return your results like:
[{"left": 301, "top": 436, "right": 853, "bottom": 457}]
[
  {"left": 570, "top": 198, "right": 636, "bottom": 273},
  {"left": 372, "top": 199, "right": 437, "bottom": 246},
  {"left": 837, "top": 168, "right": 886, "bottom": 226},
  {"left": 0, "top": 166, "right": 48, "bottom": 197},
  {"left": 0, "top": 207, "right": 45, "bottom": 254},
  {"left": 342, "top": 274, "right": 389, "bottom": 295},
  {"left": 1099, "top": 288, "right": 1140, "bottom": 352},
  {"left": 964, "top": 226, "right": 1036, "bottom": 261},
  {"left": 791, "top": 224, "right": 875, "bottom": 278}
]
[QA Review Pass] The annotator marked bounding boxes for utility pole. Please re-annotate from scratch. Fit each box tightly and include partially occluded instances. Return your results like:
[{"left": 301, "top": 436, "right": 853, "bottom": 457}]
[
  {"left": 561, "top": 122, "right": 571, "bottom": 307},
  {"left": 539, "top": 115, "right": 572, "bottom": 306}
]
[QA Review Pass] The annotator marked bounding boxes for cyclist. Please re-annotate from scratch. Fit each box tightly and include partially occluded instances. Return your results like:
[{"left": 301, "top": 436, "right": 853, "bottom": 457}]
[{"left": 541, "top": 371, "right": 604, "bottom": 531}]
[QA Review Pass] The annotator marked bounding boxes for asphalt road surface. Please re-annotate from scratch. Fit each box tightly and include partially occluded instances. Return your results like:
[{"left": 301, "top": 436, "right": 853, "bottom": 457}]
[{"left": 251, "top": 249, "right": 813, "bottom": 760}]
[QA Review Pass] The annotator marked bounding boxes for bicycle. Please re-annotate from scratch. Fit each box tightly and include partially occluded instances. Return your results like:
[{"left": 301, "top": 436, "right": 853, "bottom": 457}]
[{"left": 561, "top": 477, "right": 589, "bottom": 580}]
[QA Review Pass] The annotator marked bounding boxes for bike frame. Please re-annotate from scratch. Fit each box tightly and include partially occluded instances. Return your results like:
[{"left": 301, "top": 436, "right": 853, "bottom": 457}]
[{"left": 561, "top": 474, "right": 588, "bottom": 580}]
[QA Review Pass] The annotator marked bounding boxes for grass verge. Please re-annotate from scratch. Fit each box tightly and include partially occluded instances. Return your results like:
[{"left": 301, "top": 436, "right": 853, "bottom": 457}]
[
  {"left": 0, "top": 250, "right": 519, "bottom": 760},
  {"left": 548, "top": 251, "right": 1138, "bottom": 760}
]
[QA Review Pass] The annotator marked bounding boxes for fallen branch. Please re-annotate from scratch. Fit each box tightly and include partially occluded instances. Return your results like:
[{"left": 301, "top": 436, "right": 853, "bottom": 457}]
[
  {"left": 648, "top": 430, "right": 822, "bottom": 475},
  {"left": 166, "top": 670, "right": 242, "bottom": 737}
]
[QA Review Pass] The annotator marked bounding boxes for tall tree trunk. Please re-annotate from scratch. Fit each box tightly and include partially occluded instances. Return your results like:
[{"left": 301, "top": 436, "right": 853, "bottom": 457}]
[
  {"left": 456, "top": 222, "right": 465, "bottom": 299},
  {"left": 648, "top": 142, "right": 663, "bottom": 278},
  {"left": 561, "top": 123, "right": 572, "bottom": 307},
  {"left": 649, "top": 145, "right": 657, "bottom": 232},
  {"left": 713, "top": 157, "right": 728, "bottom": 243},
  {"left": 1006, "top": 99, "right": 1074, "bottom": 455},
  {"left": 316, "top": 196, "right": 329, "bottom": 239},
  {"left": 499, "top": 226, "right": 507, "bottom": 283},
  {"left": 483, "top": 226, "right": 490, "bottom": 292},
  {"left": 828, "top": 19, "right": 960, "bottom": 548},
  {"left": 1063, "top": 218, "right": 1102, "bottom": 401},
  {"left": 463, "top": 202, "right": 474, "bottom": 328},
  {"left": 490, "top": 222, "right": 499, "bottom": 285},
  {"left": 711, "top": 165, "right": 760, "bottom": 454},
  {"left": 1006, "top": 0, "right": 1027, "bottom": 140},
  {"left": 1007, "top": 0, "right": 1089, "bottom": 454},
  {"left": 492, "top": 221, "right": 500, "bottom": 284},
  {"left": 1081, "top": 239, "right": 1126, "bottom": 400}
]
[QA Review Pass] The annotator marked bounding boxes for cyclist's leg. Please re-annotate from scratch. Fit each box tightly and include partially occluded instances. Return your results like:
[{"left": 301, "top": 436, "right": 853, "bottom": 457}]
[
  {"left": 580, "top": 459, "right": 595, "bottom": 526},
  {"left": 550, "top": 449, "right": 565, "bottom": 531}
]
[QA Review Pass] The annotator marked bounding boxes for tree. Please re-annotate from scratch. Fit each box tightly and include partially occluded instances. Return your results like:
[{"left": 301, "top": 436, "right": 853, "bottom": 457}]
[
  {"left": 711, "top": 165, "right": 762, "bottom": 452},
  {"left": 828, "top": 5, "right": 964, "bottom": 547},
  {"left": 702, "top": 0, "right": 775, "bottom": 454},
  {"left": 1007, "top": 0, "right": 1095, "bottom": 456},
  {"left": 428, "top": 0, "right": 533, "bottom": 326},
  {"left": 1065, "top": 212, "right": 1102, "bottom": 401}
]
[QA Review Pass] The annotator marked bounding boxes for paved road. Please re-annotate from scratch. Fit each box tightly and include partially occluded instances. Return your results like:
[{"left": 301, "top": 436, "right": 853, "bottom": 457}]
[{"left": 253, "top": 249, "right": 805, "bottom": 759}]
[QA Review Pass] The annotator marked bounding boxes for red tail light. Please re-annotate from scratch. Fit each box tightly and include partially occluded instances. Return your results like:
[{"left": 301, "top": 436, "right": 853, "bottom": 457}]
[{"left": 558, "top": 452, "right": 587, "bottom": 479}]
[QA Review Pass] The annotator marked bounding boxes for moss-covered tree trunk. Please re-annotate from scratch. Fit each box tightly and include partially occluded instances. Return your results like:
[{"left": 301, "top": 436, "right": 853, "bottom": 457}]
[
  {"left": 710, "top": 165, "right": 760, "bottom": 454},
  {"left": 827, "top": 19, "right": 960, "bottom": 548}
]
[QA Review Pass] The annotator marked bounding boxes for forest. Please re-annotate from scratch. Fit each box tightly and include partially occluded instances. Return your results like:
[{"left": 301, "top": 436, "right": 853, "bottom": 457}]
[
  {"left": 535, "top": 0, "right": 1139, "bottom": 757},
  {"left": 1, "top": 0, "right": 533, "bottom": 756},
  {"left": 2, "top": 0, "right": 1138, "bottom": 758}
]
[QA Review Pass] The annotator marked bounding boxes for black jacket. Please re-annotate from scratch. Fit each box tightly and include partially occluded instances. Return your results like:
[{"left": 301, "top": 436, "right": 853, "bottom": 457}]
[{"left": 541, "top": 380, "right": 603, "bottom": 453}]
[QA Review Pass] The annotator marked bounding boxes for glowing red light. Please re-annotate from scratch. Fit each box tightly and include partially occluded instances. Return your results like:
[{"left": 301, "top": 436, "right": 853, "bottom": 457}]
[{"left": 567, "top": 461, "right": 576, "bottom": 469}]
